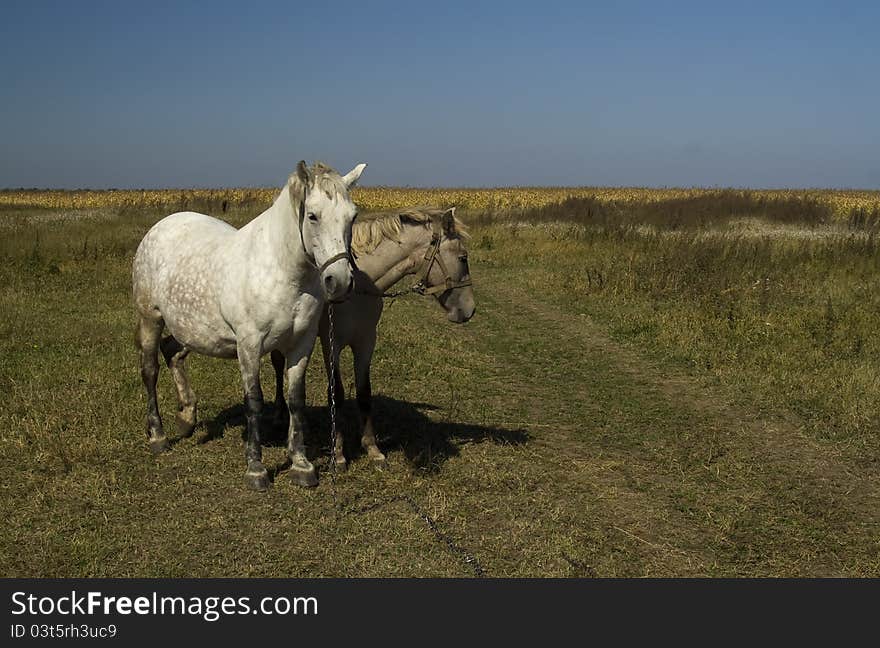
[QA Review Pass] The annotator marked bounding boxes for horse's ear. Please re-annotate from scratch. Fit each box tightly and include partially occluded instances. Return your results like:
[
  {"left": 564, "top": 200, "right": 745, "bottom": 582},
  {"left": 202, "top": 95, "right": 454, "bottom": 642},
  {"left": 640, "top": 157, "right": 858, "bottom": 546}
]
[
  {"left": 442, "top": 207, "right": 457, "bottom": 236},
  {"left": 295, "top": 160, "right": 312, "bottom": 186},
  {"left": 342, "top": 163, "right": 367, "bottom": 188},
  {"left": 288, "top": 161, "right": 311, "bottom": 205}
]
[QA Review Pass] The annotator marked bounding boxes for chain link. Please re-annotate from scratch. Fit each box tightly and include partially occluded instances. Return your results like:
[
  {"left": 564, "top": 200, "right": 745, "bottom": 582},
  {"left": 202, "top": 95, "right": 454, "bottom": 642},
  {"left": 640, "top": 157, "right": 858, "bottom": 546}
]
[
  {"left": 327, "top": 303, "right": 338, "bottom": 456},
  {"left": 342, "top": 494, "right": 486, "bottom": 578},
  {"left": 326, "top": 303, "right": 341, "bottom": 517}
]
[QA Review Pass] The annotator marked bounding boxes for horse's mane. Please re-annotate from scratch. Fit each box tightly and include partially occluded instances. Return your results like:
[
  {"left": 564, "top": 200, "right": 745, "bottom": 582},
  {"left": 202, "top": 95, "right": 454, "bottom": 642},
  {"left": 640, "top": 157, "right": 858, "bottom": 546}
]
[
  {"left": 310, "top": 161, "right": 349, "bottom": 199},
  {"left": 351, "top": 207, "right": 468, "bottom": 256}
]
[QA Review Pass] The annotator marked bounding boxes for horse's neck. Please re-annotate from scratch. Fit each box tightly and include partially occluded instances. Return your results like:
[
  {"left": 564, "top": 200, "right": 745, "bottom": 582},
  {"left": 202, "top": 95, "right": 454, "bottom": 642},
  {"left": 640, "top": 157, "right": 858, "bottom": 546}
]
[
  {"left": 246, "top": 188, "right": 313, "bottom": 274},
  {"left": 357, "top": 227, "right": 430, "bottom": 292}
]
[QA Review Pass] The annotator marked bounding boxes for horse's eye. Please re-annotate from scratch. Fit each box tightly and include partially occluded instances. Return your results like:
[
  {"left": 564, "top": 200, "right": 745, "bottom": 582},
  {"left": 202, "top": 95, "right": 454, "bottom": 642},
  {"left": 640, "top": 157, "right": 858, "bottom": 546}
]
[
  {"left": 308, "top": 213, "right": 318, "bottom": 222},
  {"left": 459, "top": 255, "right": 468, "bottom": 263}
]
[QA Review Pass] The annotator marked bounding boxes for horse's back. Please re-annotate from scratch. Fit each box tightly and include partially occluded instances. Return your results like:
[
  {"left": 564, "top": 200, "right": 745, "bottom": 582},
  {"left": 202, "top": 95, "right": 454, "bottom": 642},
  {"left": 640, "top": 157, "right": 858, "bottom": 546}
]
[
  {"left": 138, "top": 211, "right": 236, "bottom": 253},
  {"left": 134, "top": 211, "right": 233, "bottom": 291},
  {"left": 132, "top": 211, "right": 240, "bottom": 355}
]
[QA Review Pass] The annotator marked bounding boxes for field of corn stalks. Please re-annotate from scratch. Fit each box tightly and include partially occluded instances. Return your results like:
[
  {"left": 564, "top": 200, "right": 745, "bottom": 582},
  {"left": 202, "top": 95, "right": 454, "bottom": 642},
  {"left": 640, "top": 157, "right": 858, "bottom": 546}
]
[{"left": 3, "top": 186, "right": 880, "bottom": 219}]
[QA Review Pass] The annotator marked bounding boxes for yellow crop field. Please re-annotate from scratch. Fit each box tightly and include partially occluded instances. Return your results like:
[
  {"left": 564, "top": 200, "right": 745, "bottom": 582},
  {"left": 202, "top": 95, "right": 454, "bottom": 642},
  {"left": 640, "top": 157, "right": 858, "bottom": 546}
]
[{"left": 3, "top": 186, "right": 880, "bottom": 218}]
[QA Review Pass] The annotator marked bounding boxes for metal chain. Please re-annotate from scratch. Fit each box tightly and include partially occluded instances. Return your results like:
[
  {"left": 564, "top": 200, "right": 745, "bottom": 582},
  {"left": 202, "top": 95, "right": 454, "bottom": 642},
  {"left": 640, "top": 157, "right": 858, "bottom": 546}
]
[
  {"left": 327, "top": 303, "right": 338, "bottom": 452},
  {"left": 342, "top": 494, "right": 486, "bottom": 578},
  {"left": 381, "top": 285, "right": 419, "bottom": 299},
  {"left": 354, "top": 282, "right": 419, "bottom": 300},
  {"left": 326, "top": 302, "right": 341, "bottom": 516}
]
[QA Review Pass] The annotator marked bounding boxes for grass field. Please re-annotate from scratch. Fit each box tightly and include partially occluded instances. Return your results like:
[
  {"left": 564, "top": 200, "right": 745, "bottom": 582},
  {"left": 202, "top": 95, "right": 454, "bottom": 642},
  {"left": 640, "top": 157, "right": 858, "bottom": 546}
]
[{"left": 1, "top": 189, "right": 879, "bottom": 577}]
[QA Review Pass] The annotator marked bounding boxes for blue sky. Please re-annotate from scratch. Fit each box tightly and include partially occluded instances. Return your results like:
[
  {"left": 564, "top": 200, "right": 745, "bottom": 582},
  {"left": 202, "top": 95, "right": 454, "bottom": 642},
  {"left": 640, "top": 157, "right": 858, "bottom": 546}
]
[{"left": 1, "top": 1, "right": 877, "bottom": 188}]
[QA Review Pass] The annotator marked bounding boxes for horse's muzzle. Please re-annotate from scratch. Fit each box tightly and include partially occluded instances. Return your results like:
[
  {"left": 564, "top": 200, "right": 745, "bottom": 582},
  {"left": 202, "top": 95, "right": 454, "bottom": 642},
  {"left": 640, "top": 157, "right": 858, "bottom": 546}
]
[
  {"left": 447, "top": 305, "right": 475, "bottom": 323},
  {"left": 321, "top": 258, "right": 354, "bottom": 303}
]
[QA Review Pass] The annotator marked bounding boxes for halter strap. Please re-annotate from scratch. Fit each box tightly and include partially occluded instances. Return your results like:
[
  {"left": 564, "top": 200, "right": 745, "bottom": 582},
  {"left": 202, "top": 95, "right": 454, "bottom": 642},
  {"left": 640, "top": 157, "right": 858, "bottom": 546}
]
[
  {"left": 408, "top": 217, "right": 472, "bottom": 296},
  {"left": 297, "top": 188, "right": 311, "bottom": 264},
  {"left": 317, "top": 250, "right": 351, "bottom": 274}
]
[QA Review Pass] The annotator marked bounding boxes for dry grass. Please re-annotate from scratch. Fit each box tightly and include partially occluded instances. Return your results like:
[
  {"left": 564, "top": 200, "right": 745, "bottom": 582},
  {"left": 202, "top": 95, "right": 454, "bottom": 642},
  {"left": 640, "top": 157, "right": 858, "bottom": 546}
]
[{"left": 1, "top": 193, "right": 879, "bottom": 577}]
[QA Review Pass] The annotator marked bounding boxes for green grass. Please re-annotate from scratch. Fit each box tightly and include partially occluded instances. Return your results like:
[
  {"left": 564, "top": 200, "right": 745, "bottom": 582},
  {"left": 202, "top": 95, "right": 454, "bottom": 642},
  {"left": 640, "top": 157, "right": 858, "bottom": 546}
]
[{"left": 1, "top": 197, "right": 878, "bottom": 577}]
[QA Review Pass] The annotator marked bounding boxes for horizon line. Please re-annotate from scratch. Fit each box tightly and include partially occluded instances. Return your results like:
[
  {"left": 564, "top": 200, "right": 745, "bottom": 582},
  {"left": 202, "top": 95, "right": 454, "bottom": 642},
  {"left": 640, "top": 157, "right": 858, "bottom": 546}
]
[{"left": 3, "top": 184, "right": 880, "bottom": 193}]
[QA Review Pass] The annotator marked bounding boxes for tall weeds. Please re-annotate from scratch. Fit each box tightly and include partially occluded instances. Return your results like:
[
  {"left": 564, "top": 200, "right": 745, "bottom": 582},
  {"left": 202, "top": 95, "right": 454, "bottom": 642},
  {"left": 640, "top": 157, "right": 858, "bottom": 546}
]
[{"left": 479, "top": 193, "right": 880, "bottom": 450}]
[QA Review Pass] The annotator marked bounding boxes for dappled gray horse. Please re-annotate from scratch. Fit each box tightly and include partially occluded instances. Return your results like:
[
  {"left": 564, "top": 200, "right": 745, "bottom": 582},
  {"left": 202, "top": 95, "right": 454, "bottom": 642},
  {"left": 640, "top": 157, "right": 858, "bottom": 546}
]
[
  {"left": 132, "top": 161, "right": 366, "bottom": 490},
  {"left": 270, "top": 207, "right": 475, "bottom": 469}
]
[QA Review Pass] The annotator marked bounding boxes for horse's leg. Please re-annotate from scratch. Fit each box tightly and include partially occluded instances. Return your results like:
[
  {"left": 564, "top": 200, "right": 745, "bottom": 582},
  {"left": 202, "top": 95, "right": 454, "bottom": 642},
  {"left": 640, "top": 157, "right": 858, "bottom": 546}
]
[
  {"left": 321, "top": 337, "right": 347, "bottom": 470},
  {"left": 136, "top": 315, "right": 169, "bottom": 454},
  {"left": 352, "top": 332, "right": 385, "bottom": 463},
  {"left": 270, "top": 349, "right": 288, "bottom": 429},
  {"left": 285, "top": 341, "right": 319, "bottom": 487},
  {"left": 237, "top": 341, "right": 269, "bottom": 491},
  {"left": 160, "top": 335, "right": 197, "bottom": 437}
]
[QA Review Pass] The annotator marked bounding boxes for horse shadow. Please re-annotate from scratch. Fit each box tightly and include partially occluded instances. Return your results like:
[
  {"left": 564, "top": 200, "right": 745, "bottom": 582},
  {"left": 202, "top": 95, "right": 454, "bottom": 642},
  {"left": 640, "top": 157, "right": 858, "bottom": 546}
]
[{"left": 195, "top": 394, "right": 529, "bottom": 474}]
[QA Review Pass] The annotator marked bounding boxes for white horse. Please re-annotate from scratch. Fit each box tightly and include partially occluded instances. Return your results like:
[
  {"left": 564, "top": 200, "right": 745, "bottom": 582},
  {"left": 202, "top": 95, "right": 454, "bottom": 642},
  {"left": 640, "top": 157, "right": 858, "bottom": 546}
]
[
  {"left": 270, "top": 207, "right": 475, "bottom": 469},
  {"left": 132, "top": 160, "right": 366, "bottom": 490}
]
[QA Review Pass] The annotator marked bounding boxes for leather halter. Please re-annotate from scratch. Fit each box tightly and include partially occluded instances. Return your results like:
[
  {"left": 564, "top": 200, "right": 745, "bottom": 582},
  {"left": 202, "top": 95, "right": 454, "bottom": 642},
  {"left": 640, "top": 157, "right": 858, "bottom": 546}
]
[
  {"left": 298, "top": 186, "right": 351, "bottom": 274},
  {"left": 410, "top": 217, "right": 473, "bottom": 296}
]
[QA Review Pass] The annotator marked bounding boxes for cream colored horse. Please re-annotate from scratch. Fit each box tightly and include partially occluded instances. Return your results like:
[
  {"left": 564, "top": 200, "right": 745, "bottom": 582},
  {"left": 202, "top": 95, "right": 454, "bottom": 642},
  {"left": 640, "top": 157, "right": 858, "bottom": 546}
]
[
  {"left": 270, "top": 207, "right": 475, "bottom": 469},
  {"left": 133, "top": 161, "right": 365, "bottom": 491}
]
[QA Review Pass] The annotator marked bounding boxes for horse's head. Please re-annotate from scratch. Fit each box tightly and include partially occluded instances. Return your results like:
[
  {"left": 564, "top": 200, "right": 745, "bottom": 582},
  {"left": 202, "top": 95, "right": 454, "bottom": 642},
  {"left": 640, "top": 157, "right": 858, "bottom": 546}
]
[
  {"left": 289, "top": 160, "right": 366, "bottom": 302},
  {"left": 426, "top": 208, "right": 475, "bottom": 324}
]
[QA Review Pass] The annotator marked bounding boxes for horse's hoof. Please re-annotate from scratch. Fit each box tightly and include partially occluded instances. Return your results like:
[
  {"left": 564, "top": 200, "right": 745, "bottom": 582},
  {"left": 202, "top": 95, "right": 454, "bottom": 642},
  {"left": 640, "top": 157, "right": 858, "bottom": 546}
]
[
  {"left": 175, "top": 416, "right": 196, "bottom": 438},
  {"left": 372, "top": 457, "right": 388, "bottom": 471},
  {"left": 289, "top": 463, "right": 318, "bottom": 487},
  {"left": 149, "top": 437, "right": 171, "bottom": 455},
  {"left": 177, "top": 419, "right": 196, "bottom": 439},
  {"left": 332, "top": 459, "right": 348, "bottom": 473},
  {"left": 244, "top": 467, "right": 270, "bottom": 492}
]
